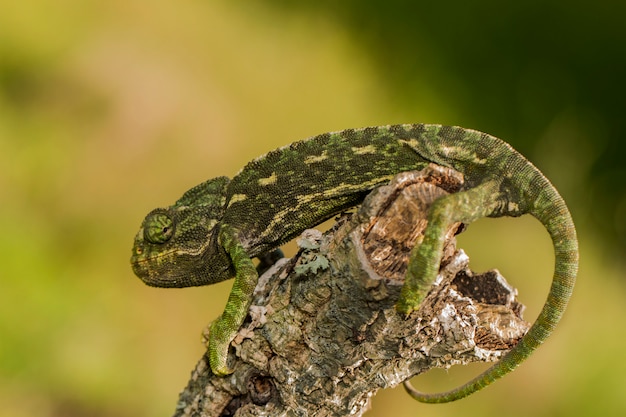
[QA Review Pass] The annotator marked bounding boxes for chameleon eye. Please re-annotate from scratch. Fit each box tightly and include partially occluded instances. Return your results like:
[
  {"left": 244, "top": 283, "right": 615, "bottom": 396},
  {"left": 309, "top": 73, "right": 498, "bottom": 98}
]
[{"left": 144, "top": 212, "right": 175, "bottom": 244}]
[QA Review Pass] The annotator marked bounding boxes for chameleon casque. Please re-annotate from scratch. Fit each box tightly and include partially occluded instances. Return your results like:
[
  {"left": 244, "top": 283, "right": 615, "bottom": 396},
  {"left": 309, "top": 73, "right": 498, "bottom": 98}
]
[{"left": 130, "top": 124, "right": 578, "bottom": 403}]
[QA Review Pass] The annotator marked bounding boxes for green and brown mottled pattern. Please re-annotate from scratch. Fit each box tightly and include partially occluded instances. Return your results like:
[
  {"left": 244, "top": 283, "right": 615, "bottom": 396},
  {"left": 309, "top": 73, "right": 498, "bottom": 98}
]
[{"left": 130, "top": 124, "right": 578, "bottom": 402}]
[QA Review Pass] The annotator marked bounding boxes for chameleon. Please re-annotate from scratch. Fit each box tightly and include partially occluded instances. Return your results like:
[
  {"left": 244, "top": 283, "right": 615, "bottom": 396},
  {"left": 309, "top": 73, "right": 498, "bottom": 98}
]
[{"left": 130, "top": 124, "right": 578, "bottom": 403}]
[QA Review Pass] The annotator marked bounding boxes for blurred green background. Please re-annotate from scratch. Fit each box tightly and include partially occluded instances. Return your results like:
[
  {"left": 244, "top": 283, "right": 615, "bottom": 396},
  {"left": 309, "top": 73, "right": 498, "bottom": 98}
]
[{"left": 1, "top": 1, "right": 625, "bottom": 416}]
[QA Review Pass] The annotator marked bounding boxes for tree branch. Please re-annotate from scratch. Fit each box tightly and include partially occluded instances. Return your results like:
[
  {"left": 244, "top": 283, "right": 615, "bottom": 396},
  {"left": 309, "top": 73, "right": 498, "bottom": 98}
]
[{"left": 173, "top": 164, "right": 529, "bottom": 417}]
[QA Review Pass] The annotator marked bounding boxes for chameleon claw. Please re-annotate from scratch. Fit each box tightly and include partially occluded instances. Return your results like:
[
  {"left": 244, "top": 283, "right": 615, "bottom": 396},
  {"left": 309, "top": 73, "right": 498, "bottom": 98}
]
[
  {"left": 209, "top": 356, "right": 233, "bottom": 377},
  {"left": 395, "top": 275, "right": 432, "bottom": 317},
  {"left": 395, "top": 295, "right": 423, "bottom": 318}
]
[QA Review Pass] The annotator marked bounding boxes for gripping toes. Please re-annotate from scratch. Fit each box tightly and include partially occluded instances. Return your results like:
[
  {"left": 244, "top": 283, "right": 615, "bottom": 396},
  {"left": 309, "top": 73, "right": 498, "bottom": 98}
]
[{"left": 207, "top": 317, "right": 235, "bottom": 376}]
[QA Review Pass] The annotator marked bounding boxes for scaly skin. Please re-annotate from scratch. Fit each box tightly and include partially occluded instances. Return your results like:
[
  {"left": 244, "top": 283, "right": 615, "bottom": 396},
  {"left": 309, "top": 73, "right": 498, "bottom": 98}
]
[{"left": 130, "top": 124, "right": 578, "bottom": 402}]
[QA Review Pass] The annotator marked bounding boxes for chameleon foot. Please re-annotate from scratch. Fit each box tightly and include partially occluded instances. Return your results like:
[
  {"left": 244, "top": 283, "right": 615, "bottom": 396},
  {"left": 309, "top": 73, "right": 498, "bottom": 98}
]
[{"left": 206, "top": 317, "right": 235, "bottom": 376}]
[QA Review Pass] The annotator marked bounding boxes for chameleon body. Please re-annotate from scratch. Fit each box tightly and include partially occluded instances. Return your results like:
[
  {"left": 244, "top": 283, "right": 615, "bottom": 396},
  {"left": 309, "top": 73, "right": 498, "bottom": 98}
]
[{"left": 130, "top": 124, "right": 578, "bottom": 403}]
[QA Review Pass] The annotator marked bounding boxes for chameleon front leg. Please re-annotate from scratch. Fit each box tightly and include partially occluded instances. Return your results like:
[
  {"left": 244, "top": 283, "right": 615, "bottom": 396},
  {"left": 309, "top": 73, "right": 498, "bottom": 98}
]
[
  {"left": 207, "top": 224, "right": 258, "bottom": 376},
  {"left": 396, "top": 179, "right": 505, "bottom": 314}
]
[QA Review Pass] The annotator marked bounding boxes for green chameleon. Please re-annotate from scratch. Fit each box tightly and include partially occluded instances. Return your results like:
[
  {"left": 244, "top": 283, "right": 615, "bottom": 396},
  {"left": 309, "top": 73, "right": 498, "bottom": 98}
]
[{"left": 130, "top": 124, "right": 578, "bottom": 403}]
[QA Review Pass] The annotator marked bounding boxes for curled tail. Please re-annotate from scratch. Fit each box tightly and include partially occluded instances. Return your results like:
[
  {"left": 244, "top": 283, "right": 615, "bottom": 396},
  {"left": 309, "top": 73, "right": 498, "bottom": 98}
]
[{"left": 404, "top": 168, "right": 579, "bottom": 403}]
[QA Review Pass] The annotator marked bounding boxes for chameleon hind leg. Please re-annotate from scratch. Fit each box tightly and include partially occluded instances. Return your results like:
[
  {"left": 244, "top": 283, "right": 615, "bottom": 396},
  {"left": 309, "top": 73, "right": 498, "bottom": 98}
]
[
  {"left": 396, "top": 179, "right": 505, "bottom": 314},
  {"left": 397, "top": 179, "right": 518, "bottom": 401},
  {"left": 207, "top": 224, "right": 258, "bottom": 376}
]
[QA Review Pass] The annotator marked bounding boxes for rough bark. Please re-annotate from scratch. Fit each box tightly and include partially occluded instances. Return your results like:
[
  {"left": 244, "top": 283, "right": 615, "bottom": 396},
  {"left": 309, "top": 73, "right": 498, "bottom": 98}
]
[{"left": 173, "top": 165, "right": 529, "bottom": 417}]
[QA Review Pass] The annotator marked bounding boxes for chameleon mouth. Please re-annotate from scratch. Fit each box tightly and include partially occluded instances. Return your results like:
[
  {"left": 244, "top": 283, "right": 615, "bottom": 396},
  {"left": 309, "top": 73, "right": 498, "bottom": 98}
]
[
  {"left": 129, "top": 248, "right": 177, "bottom": 282},
  {"left": 130, "top": 255, "right": 181, "bottom": 287},
  {"left": 130, "top": 254, "right": 152, "bottom": 281},
  {"left": 130, "top": 246, "right": 212, "bottom": 287}
]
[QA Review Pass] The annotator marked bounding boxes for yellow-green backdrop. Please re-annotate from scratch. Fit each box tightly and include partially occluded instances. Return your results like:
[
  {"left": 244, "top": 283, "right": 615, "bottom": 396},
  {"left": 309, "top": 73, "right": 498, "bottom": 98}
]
[{"left": 1, "top": 1, "right": 624, "bottom": 416}]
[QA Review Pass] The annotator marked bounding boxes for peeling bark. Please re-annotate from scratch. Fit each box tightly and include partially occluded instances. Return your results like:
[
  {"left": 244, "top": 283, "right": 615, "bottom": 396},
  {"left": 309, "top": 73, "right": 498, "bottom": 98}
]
[{"left": 173, "top": 165, "right": 529, "bottom": 417}]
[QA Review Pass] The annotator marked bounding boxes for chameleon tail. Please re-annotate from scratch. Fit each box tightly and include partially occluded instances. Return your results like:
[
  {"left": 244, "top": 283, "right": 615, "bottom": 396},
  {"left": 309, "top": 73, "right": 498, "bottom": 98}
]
[{"left": 404, "top": 168, "right": 578, "bottom": 403}]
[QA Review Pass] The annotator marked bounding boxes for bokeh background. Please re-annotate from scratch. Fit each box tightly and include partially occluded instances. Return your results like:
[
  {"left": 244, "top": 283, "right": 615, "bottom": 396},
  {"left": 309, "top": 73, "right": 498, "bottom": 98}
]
[{"left": 1, "top": 1, "right": 625, "bottom": 416}]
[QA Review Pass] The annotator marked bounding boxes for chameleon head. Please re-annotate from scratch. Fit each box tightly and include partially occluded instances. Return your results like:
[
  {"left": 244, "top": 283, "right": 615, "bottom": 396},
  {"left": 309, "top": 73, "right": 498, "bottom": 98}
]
[{"left": 130, "top": 176, "right": 234, "bottom": 288}]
